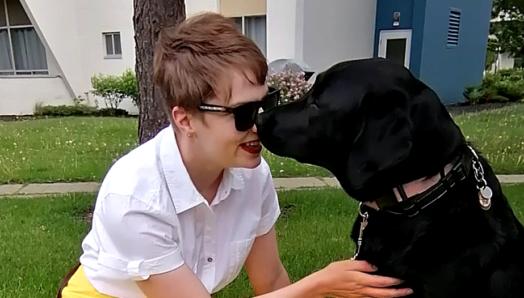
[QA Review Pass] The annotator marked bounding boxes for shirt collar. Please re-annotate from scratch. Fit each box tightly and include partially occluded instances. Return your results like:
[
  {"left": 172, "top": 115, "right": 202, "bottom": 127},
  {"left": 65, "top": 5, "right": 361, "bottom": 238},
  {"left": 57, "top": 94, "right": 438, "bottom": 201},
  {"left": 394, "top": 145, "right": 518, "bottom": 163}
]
[{"left": 158, "top": 126, "right": 245, "bottom": 214}]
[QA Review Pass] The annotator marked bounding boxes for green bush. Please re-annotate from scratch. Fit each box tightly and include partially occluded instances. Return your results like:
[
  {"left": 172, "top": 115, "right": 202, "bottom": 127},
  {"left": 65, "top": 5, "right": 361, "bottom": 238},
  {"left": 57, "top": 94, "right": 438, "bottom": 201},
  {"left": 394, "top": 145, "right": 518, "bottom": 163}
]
[
  {"left": 91, "top": 69, "right": 138, "bottom": 109},
  {"left": 33, "top": 104, "right": 128, "bottom": 117},
  {"left": 95, "top": 108, "right": 128, "bottom": 116},
  {"left": 464, "top": 68, "right": 524, "bottom": 104},
  {"left": 34, "top": 104, "right": 98, "bottom": 116}
]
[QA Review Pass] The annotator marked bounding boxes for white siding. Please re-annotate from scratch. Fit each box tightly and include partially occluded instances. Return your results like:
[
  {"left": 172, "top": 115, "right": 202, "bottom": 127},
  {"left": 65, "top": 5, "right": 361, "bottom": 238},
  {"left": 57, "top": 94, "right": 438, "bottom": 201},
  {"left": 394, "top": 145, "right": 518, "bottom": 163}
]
[
  {"left": 1, "top": 0, "right": 378, "bottom": 115},
  {"left": 23, "top": 0, "right": 135, "bottom": 96},
  {"left": 301, "top": 0, "right": 376, "bottom": 72},
  {"left": 266, "top": 0, "right": 298, "bottom": 62},
  {"left": 186, "top": 0, "right": 219, "bottom": 16},
  {"left": 0, "top": 77, "right": 71, "bottom": 115}
]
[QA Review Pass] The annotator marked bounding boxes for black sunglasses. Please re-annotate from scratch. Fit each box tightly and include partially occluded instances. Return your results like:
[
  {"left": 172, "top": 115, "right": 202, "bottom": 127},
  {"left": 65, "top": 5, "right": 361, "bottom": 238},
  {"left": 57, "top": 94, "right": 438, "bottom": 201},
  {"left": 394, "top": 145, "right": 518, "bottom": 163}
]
[{"left": 198, "top": 88, "right": 280, "bottom": 131}]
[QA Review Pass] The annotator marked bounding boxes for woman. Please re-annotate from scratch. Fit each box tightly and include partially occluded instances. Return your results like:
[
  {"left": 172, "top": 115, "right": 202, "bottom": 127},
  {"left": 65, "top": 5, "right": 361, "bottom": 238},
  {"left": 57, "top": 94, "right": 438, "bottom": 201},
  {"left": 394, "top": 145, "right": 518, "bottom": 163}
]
[{"left": 60, "top": 12, "right": 413, "bottom": 298}]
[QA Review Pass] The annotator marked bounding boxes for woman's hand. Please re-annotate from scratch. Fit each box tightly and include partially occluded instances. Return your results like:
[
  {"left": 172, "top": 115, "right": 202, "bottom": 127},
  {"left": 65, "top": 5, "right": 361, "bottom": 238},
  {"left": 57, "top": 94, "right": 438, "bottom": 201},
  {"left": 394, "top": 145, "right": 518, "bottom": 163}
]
[{"left": 311, "top": 260, "right": 413, "bottom": 298}]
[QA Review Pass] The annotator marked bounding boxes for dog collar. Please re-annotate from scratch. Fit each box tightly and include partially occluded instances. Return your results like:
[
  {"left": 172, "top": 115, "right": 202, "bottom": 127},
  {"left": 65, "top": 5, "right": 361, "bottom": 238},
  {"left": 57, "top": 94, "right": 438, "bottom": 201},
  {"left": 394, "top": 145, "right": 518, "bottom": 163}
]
[
  {"left": 352, "top": 146, "right": 493, "bottom": 260},
  {"left": 363, "top": 150, "right": 473, "bottom": 218}
]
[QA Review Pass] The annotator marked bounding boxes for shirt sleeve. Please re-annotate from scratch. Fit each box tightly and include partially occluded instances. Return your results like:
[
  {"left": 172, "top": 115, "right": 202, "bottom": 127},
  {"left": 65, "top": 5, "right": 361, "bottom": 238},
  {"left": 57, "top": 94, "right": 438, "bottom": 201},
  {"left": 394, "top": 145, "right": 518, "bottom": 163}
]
[
  {"left": 91, "top": 193, "right": 185, "bottom": 281},
  {"left": 255, "top": 162, "right": 281, "bottom": 236}
]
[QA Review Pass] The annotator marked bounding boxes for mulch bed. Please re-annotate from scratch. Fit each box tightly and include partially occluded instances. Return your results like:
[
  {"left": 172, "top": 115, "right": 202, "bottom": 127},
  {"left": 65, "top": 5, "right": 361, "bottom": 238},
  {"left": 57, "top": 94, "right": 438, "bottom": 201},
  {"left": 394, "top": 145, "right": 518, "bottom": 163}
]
[{"left": 446, "top": 102, "right": 522, "bottom": 115}]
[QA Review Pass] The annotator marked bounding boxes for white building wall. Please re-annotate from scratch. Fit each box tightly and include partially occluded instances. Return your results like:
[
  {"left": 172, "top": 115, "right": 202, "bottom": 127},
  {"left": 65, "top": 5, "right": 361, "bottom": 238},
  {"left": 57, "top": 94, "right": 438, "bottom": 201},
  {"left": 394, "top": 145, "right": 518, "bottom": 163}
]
[
  {"left": 75, "top": 0, "right": 137, "bottom": 111},
  {"left": 301, "top": 0, "right": 376, "bottom": 72},
  {"left": 266, "top": 0, "right": 298, "bottom": 63},
  {"left": 186, "top": 0, "right": 219, "bottom": 16},
  {"left": 24, "top": 0, "right": 136, "bottom": 96},
  {"left": 23, "top": 0, "right": 85, "bottom": 97},
  {"left": 0, "top": 77, "right": 72, "bottom": 115},
  {"left": 1, "top": 0, "right": 138, "bottom": 115},
  {"left": 267, "top": 0, "right": 376, "bottom": 73},
  {"left": 0, "top": 0, "right": 217, "bottom": 115},
  {"left": 496, "top": 52, "right": 515, "bottom": 70},
  {"left": 2, "top": 0, "right": 379, "bottom": 115}
]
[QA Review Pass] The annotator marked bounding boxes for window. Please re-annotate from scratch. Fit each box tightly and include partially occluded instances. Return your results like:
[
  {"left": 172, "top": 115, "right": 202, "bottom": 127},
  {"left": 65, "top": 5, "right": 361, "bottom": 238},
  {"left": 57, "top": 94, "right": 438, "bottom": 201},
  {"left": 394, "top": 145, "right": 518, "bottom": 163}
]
[
  {"left": 103, "top": 32, "right": 122, "bottom": 58},
  {"left": 0, "top": 0, "right": 48, "bottom": 76},
  {"left": 232, "top": 15, "right": 266, "bottom": 56},
  {"left": 447, "top": 9, "right": 461, "bottom": 48}
]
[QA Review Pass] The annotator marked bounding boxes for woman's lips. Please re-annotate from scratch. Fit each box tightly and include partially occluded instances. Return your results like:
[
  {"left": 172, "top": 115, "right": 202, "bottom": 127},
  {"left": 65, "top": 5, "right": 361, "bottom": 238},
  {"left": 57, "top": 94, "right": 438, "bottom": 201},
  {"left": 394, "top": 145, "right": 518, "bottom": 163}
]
[{"left": 240, "top": 140, "right": 262, "bottom": 154}]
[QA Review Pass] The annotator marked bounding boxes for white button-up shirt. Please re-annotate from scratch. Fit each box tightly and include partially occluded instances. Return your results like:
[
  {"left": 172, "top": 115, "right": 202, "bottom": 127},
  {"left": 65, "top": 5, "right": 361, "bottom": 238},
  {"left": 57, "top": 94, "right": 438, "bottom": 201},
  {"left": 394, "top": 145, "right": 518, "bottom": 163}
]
[{"left": 80, "top": 126, "right": 280, "bottom": 298}]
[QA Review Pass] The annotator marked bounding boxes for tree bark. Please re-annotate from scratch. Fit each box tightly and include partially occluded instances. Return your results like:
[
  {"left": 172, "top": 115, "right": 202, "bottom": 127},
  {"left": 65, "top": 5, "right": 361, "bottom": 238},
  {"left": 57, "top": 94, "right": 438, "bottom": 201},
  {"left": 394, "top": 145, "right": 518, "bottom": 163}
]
[{"left": 134, "top": 0, "right": 186, "bottom": 144}]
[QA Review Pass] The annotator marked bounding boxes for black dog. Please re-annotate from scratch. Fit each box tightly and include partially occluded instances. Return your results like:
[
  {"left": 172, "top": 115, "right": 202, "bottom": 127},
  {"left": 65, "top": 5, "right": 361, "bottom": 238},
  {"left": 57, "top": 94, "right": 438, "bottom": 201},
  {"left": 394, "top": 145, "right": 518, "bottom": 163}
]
[{"left": 256, "top": 58, "right": 524, "bottom": 298}]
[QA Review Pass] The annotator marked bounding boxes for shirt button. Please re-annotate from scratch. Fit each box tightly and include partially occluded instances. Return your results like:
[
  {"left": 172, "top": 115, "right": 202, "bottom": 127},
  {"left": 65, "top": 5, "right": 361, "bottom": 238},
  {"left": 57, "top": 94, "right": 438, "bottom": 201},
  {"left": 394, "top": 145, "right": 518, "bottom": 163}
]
[{"left": 207, "top": 257, "right": 213, "bottom": 263}]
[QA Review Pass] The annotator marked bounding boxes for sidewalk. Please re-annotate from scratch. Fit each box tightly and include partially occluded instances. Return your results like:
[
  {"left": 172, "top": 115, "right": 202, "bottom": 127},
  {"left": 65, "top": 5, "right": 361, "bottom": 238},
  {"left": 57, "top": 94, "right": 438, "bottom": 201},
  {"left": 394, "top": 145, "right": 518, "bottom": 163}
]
[{"left": 1, "top": 175, "right": 524, "bottom": 197}]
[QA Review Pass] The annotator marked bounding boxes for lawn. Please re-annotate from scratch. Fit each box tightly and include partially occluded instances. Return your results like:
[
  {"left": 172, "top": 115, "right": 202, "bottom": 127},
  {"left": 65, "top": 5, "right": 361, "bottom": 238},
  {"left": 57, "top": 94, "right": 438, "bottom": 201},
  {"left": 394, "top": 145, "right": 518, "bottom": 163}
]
[
  {"left": 453, "top": 104, "right": 524, "bottom": 174},
  {"left": 0, "top": 117, "right": 329, "bottom": 184},
  {"left": 1, "top": 185, "right": 524, "bottom": 298},
  {"left": 0, "top": 117, "right": 139, "bottom": 184},
  {"left": 0, "top": 103, "right": 522, "bottom": 184}
]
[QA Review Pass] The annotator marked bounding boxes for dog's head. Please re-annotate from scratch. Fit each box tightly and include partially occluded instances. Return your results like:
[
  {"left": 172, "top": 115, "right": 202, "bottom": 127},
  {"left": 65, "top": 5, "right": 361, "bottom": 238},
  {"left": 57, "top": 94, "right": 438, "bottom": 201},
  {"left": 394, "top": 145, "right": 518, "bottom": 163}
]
[{"left": 257, "top": 58, "right": 465, "bottom": 201}]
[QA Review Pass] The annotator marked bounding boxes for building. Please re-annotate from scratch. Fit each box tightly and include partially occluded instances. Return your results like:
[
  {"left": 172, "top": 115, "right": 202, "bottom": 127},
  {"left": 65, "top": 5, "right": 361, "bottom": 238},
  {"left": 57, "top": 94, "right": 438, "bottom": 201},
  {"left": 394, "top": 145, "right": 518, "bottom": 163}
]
[
  {"left": 268, "top": 0, "right": 493, "bottom": 104},
  {"left": 0, "top": 0, "right": 492, "bottom": 115},
  {"left": 0, "top": 0, "right": 137, "bottom": 115}
]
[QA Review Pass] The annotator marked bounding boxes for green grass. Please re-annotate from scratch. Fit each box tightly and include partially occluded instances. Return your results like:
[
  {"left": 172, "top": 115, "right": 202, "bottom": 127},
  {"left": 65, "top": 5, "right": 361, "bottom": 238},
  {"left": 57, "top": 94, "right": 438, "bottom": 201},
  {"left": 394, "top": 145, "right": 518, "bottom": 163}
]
[
  {"left": 0, "top": 117, "right": 329, "bottom": 184},
  {"left": 0, "top": 104, "right": 523, "bottom": 184},
  {"left": 0, "top": 194, "right": 93, "bottom": 297},
  {"left": 1, "top": 185, "right": 524, "bottom": 297},
  {"left": 0, "top": 117, "right": 139, "bottom": 184},
  {"left": 454, "top": 104, "right": 524, "bottom": 174}
]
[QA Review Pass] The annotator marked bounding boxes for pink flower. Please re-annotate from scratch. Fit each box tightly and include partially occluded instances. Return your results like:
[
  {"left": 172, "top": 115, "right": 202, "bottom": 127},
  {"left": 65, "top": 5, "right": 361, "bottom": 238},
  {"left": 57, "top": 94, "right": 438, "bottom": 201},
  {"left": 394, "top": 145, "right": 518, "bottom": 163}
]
[{"left": 267, "top": 70, "right": 311, "bottom": 104}]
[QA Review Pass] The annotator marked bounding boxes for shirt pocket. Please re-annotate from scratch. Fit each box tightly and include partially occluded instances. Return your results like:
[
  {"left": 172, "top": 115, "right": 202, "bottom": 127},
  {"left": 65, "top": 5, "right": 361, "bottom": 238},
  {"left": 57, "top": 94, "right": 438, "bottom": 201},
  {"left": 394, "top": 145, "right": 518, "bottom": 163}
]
[{"left": 223, "top": 238, "right": 255, "bottom": 285}]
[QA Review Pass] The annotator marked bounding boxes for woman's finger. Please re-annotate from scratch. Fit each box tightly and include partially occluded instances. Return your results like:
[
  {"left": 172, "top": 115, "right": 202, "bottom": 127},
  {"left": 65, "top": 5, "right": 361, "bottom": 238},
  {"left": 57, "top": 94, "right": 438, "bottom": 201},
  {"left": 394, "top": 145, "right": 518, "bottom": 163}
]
[
  {"left": 361, "top": 286, "right": 414, "bottom": 298},
  {"left": 348, "top": 271, "right": 403, "bottom": 288},
  {"left": 344, "top": 260, "right": 378, "bottom": 273}
]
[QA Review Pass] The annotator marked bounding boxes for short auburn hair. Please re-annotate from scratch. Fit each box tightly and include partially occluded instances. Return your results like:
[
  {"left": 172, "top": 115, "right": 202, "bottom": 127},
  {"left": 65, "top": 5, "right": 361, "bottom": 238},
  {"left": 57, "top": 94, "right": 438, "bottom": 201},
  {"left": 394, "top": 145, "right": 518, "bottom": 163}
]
[{"left": 154, "top": 12, "right": 268, "bottom": 116}]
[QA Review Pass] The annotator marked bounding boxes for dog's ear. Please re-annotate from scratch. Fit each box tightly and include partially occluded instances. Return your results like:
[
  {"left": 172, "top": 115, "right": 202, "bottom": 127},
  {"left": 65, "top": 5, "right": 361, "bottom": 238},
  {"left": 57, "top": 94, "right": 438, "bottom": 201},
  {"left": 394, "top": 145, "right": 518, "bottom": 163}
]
[{"left": 346, "top": 89, "right": 413, "bottom": 191}]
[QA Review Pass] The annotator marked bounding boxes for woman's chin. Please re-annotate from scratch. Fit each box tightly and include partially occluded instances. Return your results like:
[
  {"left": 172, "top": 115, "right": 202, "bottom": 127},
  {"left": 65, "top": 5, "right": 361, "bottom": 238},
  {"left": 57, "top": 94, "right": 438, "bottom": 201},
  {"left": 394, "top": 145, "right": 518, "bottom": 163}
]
[{"left": 235, "top": 155, "right": 262, "bottom": 169}]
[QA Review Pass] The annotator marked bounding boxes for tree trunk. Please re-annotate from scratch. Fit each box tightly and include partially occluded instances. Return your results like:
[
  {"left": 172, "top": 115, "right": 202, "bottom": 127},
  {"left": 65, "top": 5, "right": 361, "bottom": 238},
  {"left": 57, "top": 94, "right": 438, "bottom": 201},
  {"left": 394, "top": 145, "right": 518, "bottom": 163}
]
[{"left": 134, "top": 0, "right": 186, "bottom": 144}]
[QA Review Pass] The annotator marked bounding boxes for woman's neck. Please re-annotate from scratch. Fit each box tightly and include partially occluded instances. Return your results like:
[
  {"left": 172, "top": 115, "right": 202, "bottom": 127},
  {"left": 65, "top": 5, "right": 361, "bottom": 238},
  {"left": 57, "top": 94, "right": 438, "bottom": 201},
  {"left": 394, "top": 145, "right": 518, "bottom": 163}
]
[{"left": 176, "top": 132, "right": 224, "bottom": 203}]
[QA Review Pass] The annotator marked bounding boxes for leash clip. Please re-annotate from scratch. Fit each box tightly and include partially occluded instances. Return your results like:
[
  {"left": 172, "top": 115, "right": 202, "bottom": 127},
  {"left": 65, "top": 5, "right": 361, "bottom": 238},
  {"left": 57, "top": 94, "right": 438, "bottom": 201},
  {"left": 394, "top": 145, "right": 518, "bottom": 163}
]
[{"left": 352, "top": 203, "right": 369, "bottom": 260}]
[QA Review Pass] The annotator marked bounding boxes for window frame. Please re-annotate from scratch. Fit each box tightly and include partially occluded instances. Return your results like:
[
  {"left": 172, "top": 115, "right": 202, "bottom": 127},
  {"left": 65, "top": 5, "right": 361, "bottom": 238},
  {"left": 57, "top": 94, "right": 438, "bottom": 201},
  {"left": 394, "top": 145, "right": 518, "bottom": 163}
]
[
  {"left": 103, "top": 32, "right": 122, "bottom": 59},
  {"left": 230, "top": 14, "right": 266, "bottom": 56},
  {"left": 0, "top": 0, "right": 49, "bottom": 77}
]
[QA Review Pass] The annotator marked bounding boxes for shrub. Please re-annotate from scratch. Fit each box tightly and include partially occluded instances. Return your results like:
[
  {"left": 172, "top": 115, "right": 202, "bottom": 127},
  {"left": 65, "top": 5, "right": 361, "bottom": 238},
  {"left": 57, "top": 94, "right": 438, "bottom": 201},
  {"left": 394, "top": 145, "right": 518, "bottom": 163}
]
[
  {"left": 464, "top": 87, "right": 486, "bottom": 104},
  {"left": 91, "top": 69, "right": 138, "bottom": 109},
  {"left": 34, "top": 104, "right": 98, "bottom": 116},
  {"left": 267, "top": 70, "right": 311, "bottom": 104},
  {"left": 95, "top": 108, "right": 128, "bottom": 117},
  {"left": 464, "top": 68, "right": 524, "bottom": 104}
]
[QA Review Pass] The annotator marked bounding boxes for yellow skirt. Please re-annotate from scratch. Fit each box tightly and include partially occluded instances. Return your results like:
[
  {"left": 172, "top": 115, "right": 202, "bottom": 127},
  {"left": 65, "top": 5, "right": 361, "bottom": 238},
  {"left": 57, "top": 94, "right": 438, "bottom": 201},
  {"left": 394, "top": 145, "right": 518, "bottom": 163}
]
[{"left": 61, "top": 265, "right": 115, "bottom": 298}]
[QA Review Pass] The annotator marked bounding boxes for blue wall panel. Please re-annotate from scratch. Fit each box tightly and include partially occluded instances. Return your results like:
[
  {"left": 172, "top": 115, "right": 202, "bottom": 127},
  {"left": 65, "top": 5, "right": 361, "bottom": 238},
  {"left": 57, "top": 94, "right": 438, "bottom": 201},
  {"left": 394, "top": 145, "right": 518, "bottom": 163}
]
[
  {"left": 374, "top": 0, "right": 492, "bottom": 104},
  {"left": 419, "top": 0, "right": 492, "bottom": 103}
]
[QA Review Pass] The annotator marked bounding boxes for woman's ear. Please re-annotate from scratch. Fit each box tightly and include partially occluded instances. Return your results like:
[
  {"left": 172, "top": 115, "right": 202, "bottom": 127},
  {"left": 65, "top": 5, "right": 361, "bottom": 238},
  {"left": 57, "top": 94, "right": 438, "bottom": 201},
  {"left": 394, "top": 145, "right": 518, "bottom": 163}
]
[{"left": 171, "top": 106, "right": 196, "bottom": 137}]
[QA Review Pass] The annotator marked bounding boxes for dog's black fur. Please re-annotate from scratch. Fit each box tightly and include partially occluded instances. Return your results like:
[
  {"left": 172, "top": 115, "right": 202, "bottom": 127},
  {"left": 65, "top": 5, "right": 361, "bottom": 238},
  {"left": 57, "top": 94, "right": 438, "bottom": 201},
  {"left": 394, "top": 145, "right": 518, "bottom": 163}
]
[{"left": 256, "top": 58, "right": 524, "bottom": 298}]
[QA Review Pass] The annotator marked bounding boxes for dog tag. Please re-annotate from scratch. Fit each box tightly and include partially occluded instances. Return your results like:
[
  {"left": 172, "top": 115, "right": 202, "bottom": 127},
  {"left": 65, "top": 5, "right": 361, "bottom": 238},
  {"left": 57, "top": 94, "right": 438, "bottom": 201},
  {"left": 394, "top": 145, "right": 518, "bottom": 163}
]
[
  {"left": 478, "top": 186, "right": 492, "bottom": 211},
  {"left": 480, "top": 186, "right": 493, "bottom": 199}
]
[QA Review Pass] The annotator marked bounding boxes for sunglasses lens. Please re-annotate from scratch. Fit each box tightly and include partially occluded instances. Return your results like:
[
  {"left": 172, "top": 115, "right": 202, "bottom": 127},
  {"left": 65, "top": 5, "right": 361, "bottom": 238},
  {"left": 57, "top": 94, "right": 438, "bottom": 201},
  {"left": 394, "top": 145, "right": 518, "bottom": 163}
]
[{"left": 234, "top": 102, "right": 259, "bottom": 131}]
